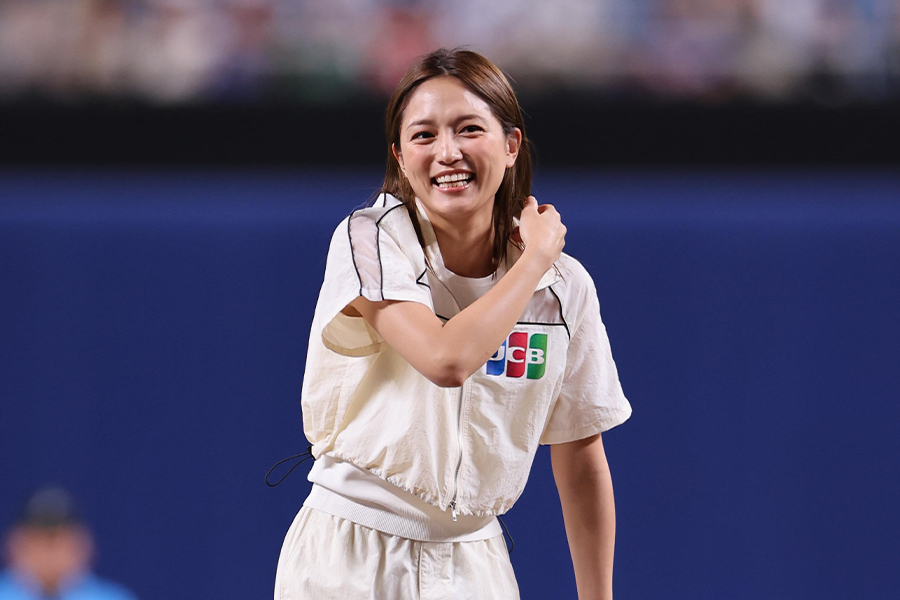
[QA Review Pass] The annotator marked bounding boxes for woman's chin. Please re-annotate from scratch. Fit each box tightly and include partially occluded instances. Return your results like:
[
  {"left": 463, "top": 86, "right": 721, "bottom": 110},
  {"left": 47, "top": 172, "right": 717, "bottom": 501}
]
[{"left": 420, "top": 196, "right": 495, "bottom": 229}]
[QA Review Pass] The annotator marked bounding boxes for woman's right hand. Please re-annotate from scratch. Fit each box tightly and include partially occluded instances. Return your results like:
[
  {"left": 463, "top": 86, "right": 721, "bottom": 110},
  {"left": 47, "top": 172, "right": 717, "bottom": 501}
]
[{"left": 518, "top": 196, "right": 566, "bottom": 270}]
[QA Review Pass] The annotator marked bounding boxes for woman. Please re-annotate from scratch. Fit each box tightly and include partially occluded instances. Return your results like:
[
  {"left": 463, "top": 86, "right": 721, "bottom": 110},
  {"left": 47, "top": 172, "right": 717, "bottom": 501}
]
[{"left": 275, "top": 48, "right": 631, "bottom": 600}]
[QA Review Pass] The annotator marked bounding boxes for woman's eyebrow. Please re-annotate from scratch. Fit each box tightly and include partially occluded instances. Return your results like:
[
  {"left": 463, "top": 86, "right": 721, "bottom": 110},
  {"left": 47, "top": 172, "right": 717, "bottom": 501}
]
[
  {"left": 405, "top": 114, "right": 487, "bottom": 130},
  {"left": 454, "top": 113, "right": 486, "bottom": 124},
  {"left": 406, "top": 118, "right": 434, "bottom": 129}
]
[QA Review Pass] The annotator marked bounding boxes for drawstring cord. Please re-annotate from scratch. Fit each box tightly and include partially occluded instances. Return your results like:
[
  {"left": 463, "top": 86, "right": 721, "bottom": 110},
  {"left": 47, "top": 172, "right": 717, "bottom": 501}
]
[
  {"left": 497, "top": 515, "right": 515, "bottom": 554},
  {"left": 265, "top": 445, "right": 315, "bottom": 488}
]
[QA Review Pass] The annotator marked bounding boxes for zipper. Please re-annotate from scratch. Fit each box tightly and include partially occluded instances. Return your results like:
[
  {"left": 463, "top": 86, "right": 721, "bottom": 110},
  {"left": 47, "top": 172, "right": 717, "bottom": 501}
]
[
  {"left": 424, "top": 264, "right": 467, "bottom": 521},
  {"left": 448, "top": 382, "right": 465, "bottom": 521},
  {"left": 424, "top": 264, "right": 468, "bottom": 522}
]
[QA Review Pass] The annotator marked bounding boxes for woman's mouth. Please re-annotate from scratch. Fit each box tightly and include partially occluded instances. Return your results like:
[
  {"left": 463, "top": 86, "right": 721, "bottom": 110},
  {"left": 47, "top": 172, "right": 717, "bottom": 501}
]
[{"left": 432, "top": 172, "right": 474, "bottom": 191}]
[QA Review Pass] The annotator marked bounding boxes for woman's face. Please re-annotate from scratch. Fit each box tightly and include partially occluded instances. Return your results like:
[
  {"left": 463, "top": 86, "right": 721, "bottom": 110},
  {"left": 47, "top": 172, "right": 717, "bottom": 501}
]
[{"left": 393, "top": 76, "right": 521, "bottom": 231}]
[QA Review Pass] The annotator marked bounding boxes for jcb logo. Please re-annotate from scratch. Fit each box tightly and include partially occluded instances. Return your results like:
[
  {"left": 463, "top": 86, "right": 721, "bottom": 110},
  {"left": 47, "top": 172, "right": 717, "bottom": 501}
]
[{"left": 486, "top": 332, "right": 547, "bottom": 380}]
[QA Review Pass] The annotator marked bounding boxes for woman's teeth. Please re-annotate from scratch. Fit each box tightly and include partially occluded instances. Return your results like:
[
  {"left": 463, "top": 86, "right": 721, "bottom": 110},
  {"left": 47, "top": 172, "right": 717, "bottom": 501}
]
[{"left": 434, "top": 173, "right": 472, "bottom": 189}]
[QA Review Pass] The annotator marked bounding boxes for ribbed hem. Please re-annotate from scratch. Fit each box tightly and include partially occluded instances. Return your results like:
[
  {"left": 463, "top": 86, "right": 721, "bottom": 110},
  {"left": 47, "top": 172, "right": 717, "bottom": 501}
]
[{"left": 303, "top": 485, "right": 502, "bottom": 543}]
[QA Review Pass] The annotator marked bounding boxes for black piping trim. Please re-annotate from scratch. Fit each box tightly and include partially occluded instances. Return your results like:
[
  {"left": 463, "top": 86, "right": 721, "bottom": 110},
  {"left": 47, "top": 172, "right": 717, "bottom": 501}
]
[
  {"left": 416, "top": 269, "right": 430, "bottom": 289},
  {"left": 516, "top": 321, "right": 568, "bottom": 328},
  {"left": 347, "top": 209, "right": 363, "bottom": 297},
  {"left": 374, "top": 202, "right": 404, "bottom": 226},
  {"left": 434, "top": 319, "right": 566, "bottom": 335},
  {"left": 346, "top": 201, "right": 405, "bottom": 301},
  {"left": 433, "top": 318, "right": 566, "bottom": 327},
  {"left": 373, "top": 202, "right": 405, "bottom": 302},
  {"left": 375, "top": 221, "right": 384, "bottom": 300},
  {"left": 547, "top": 285, "right": 571, "bottom": 339}
]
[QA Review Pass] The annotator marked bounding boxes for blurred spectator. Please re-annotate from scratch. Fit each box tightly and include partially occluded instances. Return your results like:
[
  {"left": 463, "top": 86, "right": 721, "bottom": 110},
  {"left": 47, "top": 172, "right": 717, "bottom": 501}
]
[
  {"left": 130, "top": 0, "right": 236, "bottom": 103},
  {"left": 0, "top": 487, "right": 137, "bottom": 600},
  {"left": 364, "top": 1, "right": 437, "bottom": 95},
  {"left": 0, "top": 0, "right": 895, "bottom": 103}
]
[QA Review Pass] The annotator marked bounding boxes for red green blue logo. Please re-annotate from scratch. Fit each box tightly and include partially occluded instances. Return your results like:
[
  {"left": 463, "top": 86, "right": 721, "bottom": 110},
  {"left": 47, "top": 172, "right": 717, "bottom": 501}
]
[{"left": 486, "top": 332, "right": 547, "bottom": 379}]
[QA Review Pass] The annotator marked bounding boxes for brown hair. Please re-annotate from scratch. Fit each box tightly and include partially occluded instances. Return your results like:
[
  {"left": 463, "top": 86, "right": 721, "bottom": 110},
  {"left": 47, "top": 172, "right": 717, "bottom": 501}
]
[{"left": 382, "top": 48, "right": 532, "bottom": 269}]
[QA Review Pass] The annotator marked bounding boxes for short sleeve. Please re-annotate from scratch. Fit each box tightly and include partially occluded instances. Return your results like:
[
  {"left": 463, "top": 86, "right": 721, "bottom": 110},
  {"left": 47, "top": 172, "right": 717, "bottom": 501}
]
[
  {"left": 313, "top": 199, "right": 433, "bottom": 357},
  {"left": 540, "top": 275, "right": 631, "bottom": 445}
]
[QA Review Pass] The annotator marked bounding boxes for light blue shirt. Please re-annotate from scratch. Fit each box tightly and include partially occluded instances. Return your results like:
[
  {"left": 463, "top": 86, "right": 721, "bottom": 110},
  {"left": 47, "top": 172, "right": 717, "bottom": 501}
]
[{"left": 0, "top": 571, "right": 137, "bottom": 600}]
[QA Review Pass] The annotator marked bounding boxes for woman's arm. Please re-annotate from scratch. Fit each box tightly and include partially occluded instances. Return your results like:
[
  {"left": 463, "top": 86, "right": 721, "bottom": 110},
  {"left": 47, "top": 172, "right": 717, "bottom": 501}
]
[
  {"left": 551, "top": 433, "right": 616, "bottom": 600},
  {"left": 347, "top": 197, "right": 565, "bottom": 387}
]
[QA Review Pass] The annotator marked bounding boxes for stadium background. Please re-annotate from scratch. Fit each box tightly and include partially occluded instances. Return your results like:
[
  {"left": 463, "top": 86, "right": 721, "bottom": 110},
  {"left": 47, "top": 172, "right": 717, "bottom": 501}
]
[{"left": 2, "top": 1, "right": 899, "bottom": 599}]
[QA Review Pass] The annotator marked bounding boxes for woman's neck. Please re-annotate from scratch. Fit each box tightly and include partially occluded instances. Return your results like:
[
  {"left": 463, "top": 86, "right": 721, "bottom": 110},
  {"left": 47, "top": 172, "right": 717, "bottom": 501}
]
[{"left": 431, "top": 218, "right": 495, "bottom": 278}]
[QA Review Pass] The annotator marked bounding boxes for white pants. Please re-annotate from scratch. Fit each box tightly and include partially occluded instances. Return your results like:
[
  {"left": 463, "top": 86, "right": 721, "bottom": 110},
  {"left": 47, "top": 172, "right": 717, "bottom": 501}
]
[{"left": 274, "top": 507, "right": 520, "bottom": 600}]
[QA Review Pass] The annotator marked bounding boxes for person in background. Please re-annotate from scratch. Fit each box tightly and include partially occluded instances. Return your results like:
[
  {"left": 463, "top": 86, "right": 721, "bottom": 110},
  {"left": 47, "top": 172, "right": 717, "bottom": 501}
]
[{"left": 0, "top": 487, "right": 137, "bottom": 600}]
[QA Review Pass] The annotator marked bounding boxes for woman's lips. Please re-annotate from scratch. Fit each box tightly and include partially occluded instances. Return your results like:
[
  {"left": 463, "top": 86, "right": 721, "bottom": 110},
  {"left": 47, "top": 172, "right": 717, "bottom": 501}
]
[{"left": 432, "top": 172, "right": 474, "bottom": 190}]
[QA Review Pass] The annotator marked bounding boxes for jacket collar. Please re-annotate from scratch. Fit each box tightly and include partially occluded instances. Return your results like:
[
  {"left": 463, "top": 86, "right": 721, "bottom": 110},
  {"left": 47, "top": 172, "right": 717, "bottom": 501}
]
[{"left": 413, "top": 197, "right": 561, "bottom": 292}]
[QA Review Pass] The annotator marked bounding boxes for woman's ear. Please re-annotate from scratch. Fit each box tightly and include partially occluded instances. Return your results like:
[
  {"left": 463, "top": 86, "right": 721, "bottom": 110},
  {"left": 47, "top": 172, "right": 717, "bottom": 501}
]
[
  {"left": 392, "top": 143, "right": 406, "bottom": 174},
  {"left": 506, "top": 128, "right": 522, "bottom": 168}
]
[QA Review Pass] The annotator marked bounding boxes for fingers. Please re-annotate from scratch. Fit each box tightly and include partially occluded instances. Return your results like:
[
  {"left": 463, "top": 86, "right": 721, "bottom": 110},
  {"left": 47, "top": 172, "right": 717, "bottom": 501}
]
[
  {"left": 521, "top": 195, "right": 538, "bottom": 215},
  {"left": 520, "top": 196, "right": 562, "bottom": 229},
  {"left": 536, "top": 203, "right": 557, "bottom": 215},
  {"left": 522, "top": 195, "right": 557, "bottom": 216},
  {"left": 517, "top": 195, "right": 566, "bottom": 268}
]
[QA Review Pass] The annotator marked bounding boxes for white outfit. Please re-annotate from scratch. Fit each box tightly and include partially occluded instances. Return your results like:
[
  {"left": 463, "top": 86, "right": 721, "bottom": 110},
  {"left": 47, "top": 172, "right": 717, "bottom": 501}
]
[
  {"left": 275, "top": 507, "right": 519, "bottom": 600},
  {"left": 304, "top": 455, "right": 502, "bottom": 542},
  {"left": 276, "top": 193, "right": 631, "bottom": 599}
]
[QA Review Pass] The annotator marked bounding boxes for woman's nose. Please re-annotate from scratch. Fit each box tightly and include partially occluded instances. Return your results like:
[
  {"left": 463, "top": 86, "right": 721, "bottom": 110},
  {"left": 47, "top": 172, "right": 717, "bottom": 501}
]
[{"left": 437, "top": 133, "right": 463, "bottom": 163}]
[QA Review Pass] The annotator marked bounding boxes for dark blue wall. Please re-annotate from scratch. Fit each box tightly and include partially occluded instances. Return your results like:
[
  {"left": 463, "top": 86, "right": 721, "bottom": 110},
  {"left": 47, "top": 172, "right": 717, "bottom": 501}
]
[{"left": 2, "top": 170, "right": 898, "bottom": 600}]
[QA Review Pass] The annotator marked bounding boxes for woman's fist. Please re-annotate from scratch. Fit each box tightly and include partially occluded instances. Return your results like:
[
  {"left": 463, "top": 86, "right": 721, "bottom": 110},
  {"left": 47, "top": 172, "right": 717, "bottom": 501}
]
[{"left": 518, "top": 196, "right": 566, "bottom": 270}]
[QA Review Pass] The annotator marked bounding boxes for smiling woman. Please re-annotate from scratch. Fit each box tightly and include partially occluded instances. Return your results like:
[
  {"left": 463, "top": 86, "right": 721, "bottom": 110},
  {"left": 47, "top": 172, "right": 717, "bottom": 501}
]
[
  {"left": 273, "top": 48, "right": 631, "bottom": 600},
  {"left": 382, "top": 49, "right": 533, "bottom": 278},
  {"left": 390, "top": 76, "right": 521, "bottom": 277}
]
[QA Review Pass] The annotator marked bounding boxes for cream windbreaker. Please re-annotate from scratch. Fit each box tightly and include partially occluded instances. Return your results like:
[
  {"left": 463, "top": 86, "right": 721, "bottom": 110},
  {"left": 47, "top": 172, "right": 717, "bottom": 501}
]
[{"left": 301, "top": 193, "right": 631, "bottom": 518}]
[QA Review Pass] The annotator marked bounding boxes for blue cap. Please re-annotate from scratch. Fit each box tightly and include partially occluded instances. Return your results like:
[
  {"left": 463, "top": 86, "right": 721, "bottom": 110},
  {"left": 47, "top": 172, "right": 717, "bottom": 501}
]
[{"left": 17, "top": 486, "right": 83, "bottom": 529}]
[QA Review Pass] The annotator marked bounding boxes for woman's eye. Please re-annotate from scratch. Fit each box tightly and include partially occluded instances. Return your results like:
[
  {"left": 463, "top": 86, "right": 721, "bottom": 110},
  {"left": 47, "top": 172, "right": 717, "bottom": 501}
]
[
  {"left": 461, "top": 125, "right": 483, "bottom": 134},
  {"left": 411, "top": 131, "right": 433, "bottom": 140}
]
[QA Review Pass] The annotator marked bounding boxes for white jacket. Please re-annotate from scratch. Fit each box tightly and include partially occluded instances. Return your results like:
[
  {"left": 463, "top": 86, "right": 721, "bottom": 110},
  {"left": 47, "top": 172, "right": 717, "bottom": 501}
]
[{"left": 301, "top": 194, "right": 631, "bottom": 518}]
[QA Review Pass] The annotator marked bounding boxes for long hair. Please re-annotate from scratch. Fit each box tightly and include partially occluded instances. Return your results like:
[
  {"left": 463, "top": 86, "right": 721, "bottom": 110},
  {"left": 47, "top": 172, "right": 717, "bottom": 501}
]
[{"left": 382, "top": 48, "right": 532, "bottom": 269}]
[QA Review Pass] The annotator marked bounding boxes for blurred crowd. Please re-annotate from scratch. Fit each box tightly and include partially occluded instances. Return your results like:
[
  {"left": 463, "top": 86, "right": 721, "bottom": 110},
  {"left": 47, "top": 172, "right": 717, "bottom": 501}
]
[{"left": 1, "top": 0, "right": 899, "bottom": 104}]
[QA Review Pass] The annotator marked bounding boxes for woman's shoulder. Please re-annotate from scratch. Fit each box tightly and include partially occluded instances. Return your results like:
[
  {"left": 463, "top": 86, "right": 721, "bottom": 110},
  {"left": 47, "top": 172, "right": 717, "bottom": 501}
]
[
  {"left": 335, "top": 193, "right": 406, "bottom": 229},
  {"left": 548, "top": 252, "right": 608, "bottom": 325},
  {"left": 331, "top": 193, "right": 418, "bottom": 247},
  {"left": 554, "top": 252, "right": 597, "bottom": 294},
  {"left": 325, "top": 193, "right": 425, "bottom": 280}
]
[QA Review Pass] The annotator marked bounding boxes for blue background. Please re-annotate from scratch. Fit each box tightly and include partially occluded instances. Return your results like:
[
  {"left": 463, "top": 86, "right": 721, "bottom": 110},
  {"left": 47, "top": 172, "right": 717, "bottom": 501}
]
[{"left": 2, "top": 170, "right": 898, "bottom": 599}]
